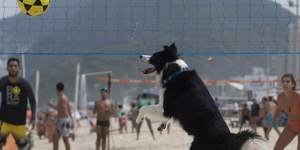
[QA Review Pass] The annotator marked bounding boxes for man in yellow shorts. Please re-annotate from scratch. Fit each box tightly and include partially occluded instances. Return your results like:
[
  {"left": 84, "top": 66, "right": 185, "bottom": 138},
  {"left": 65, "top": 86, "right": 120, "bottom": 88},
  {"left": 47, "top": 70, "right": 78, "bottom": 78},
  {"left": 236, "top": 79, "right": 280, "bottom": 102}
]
[{"left": 0, "top": 57, "right": 36, "bottom": 150}]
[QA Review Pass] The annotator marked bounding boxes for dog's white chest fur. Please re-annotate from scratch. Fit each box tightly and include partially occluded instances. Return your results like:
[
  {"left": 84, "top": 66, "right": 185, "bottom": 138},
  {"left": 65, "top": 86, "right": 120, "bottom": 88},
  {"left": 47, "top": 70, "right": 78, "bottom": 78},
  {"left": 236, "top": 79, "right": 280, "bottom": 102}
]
[
  {"left": 156, "top": 59, "right": 188, "bottom": 105},
  {"left": 174, "top": 59, "right": 188, "bottom": 68},
  {"left": 136, "top": 59, "right": 187, "bottom": 123},
  {"left": 156, "top": 72, "right": 165, "bottom": 106}
]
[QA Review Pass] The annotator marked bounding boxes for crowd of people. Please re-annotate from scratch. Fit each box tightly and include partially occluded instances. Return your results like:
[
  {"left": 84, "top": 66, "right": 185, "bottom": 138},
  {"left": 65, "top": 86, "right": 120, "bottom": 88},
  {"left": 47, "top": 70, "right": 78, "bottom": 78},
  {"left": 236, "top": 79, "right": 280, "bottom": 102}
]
[
  {"left": 234, "top": 73, "right": 300, "bottom": 149},
  {"left": 34, "top": 87, "right": 160, "bottom": 150},
  {"left": 237, "top": 96, "right": 283, "bottom": 139},
  {"left": 1, "top": 57, "right": 300, "bottom": 150}
]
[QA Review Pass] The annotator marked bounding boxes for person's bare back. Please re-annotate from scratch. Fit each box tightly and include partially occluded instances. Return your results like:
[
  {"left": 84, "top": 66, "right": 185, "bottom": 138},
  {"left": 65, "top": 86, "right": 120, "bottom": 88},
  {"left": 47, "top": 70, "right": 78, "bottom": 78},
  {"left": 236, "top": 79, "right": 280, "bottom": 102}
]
[
  {"left": 48, "top": 94, "right": 72, "bottom": 119},
  {"left": 57, "top": 94, "right": 72, "bottom": 118},
  {"left": 265, "top": 100, "right": 277, "bottom": 114}
]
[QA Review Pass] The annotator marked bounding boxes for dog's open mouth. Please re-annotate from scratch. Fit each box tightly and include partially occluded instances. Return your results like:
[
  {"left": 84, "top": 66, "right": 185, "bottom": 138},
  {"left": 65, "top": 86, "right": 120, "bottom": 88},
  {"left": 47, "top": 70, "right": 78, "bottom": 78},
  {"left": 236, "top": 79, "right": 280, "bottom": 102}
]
[{"left": 142, "top": 67, "right": 156, "bottom": 74}]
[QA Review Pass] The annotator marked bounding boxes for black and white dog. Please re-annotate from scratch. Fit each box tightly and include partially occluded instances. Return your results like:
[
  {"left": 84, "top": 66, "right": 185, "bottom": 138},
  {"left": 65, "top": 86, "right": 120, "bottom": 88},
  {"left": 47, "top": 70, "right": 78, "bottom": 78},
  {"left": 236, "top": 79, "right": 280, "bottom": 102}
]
[{"left": 136, "top": 43, "right": 268, "bottom": 150}]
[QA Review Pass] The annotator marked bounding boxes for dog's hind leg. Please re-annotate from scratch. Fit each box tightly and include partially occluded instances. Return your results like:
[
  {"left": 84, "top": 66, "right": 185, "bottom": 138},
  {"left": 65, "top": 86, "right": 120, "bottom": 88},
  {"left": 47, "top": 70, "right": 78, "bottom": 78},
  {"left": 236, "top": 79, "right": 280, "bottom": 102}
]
[
  {"left": 136, "top": 104, "right": 169, "bottom": 124},
  {"left": 136, "top": 106, "right": 146, "bottom": 123}
]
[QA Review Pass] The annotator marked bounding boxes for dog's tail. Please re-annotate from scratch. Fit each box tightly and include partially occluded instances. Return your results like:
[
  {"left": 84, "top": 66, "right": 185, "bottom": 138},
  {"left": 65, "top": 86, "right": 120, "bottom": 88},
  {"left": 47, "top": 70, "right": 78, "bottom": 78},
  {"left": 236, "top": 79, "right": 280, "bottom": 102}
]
[{"left": 226, "top": 130, "right": 269, "bottom": 150}]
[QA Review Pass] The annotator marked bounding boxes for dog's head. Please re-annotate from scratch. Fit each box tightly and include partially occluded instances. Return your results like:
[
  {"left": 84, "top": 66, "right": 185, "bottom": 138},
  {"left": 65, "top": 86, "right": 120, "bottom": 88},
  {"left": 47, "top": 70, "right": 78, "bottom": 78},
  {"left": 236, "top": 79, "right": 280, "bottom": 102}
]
[{"left": 140, "top": 43, "right": 180, "bottom": 74}]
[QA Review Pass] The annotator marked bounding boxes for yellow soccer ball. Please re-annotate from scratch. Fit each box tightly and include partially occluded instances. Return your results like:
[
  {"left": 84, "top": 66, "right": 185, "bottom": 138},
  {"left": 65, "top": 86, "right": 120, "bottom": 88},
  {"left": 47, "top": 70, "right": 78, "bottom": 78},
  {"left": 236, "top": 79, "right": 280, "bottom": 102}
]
[{"left": 17, "top": 0, "right": 50, "bottom": 16}]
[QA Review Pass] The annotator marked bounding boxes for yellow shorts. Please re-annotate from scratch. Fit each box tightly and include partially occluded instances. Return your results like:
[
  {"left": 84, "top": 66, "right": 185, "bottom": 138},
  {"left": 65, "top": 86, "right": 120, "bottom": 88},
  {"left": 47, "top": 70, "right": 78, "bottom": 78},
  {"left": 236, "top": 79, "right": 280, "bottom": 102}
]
[{"left": 0, "top": 122, "right": 27, "bottom": 139}]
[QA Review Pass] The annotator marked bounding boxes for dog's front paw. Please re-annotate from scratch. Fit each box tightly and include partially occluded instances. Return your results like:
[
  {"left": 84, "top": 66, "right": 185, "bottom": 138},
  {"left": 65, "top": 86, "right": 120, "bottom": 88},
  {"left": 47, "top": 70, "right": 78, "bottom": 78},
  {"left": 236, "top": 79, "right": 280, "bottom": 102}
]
[{"left": 157, "top": 123, "right": 166, "bottom": 132}]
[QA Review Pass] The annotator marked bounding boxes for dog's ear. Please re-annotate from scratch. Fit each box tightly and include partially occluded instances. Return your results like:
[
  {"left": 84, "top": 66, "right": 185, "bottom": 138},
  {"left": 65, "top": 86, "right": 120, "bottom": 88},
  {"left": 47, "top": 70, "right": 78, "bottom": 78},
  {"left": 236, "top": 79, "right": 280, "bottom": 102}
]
[
  {"left": 167, "top": 43, "right": 177, "bottom": 57},
  {"left": 163, "top": 45, "right": 169, "bottom": 50},
  {"left": 170, "top": 43, "right": 176, "bottom": 48}
]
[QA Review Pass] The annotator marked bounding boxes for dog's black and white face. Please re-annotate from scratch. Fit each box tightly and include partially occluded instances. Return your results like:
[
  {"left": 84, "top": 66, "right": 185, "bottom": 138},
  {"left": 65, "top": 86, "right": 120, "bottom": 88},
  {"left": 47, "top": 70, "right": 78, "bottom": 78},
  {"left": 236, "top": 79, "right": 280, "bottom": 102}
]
[{"left": 140, "top": 43, "right": 181, "bottom": 75}]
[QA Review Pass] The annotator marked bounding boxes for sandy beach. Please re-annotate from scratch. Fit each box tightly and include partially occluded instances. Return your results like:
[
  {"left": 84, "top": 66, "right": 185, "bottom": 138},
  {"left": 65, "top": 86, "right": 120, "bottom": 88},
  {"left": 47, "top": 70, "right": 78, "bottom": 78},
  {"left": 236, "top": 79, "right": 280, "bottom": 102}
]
[{"left": 31, "top": 119, "right": 297, "bottom": 150}]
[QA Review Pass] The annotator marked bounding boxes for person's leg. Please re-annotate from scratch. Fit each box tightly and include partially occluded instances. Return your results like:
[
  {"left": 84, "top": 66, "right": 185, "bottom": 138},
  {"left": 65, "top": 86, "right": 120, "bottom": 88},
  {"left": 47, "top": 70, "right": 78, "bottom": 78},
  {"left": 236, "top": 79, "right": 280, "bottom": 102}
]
[
  {"left": 133, "top": 118, "right": 137, "bottom": 132},
  {"left": 0, "top": 122, "right": 11, "bottom": 150},
  {"left": 274, "top": 126, "right": 296, "bottom": 150},
  {"left": 145, "top": 118, "right": 155, "bottom": 140},
  {"left": 262, "top": 127, "right": 268, "bottom": 140},
  {"left": 53, "top": 131, "right": 60, "bottom": 150},
  {"left": 247, "top": 118, "right": 251, "bottom": 128},
  {"left": 275, "top": 127, "right": 281, "bottom": 136},
  {"left": 96, "top": 127, "right": 102, "bottom": 150},
  {"left": 131, "top": 120, "right": 134, "bottom": 133},
  {"left": 76, "top": 120, "right": 81, "bottom": 128},
  {"left": 118, "top": 120, "right": 121, "bottom": 134},
  {"left": 12, "top": 124, "right": 29, "bottom": 150},
  {"left": 15, "top": 137, "right": 29, "bottom": 150},
  {"left": 125, "top": 122, "right": 128, "bottom": 133},
  {"left": 102, "top": 127, "right": 109, "bottom": 150},
  {"left": 239, "top": 122, "right": 244, "bottom": 132},
  {"left": 265, "top": 127, "right": 272, "bottom": 140},
  {"left": 62, "top": 137, "right": 70, "bottom": 150},
  {"left": 0, "top": 128, "right": 9, "bottom": 150},
  {"left": 250, "top": 117, "right": 254, "bottom": 130},
  {"left": 136, "top": 120, "right": 143, "bottom": 140},
  {"left": 120, "top": 125, "right": 123, "bottom": 134},
  {"left": 239, "top": 117, "right": 246, "bottom": 131},
  {"left": 0, "top": 134, "right": 7, "bottom": 150},
  {"left": 251, "top": 117, "right": 257, "bottom": 132},
  {"left": 255, "top": 117, "right": 259, "bottom": 132},
  {"left": 297, "top": 135, "right": 300, "bottom": 150}
]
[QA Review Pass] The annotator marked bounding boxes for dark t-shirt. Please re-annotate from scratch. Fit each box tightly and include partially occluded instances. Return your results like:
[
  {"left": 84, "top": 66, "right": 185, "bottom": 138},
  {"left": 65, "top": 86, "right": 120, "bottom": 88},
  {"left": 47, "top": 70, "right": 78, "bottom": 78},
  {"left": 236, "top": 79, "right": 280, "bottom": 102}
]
[
  {"left": 0, "top": 76, "right": 36, "bottom": 125},
  {"left": 251, "top": 103, "right": 260, "bottom": 117}
]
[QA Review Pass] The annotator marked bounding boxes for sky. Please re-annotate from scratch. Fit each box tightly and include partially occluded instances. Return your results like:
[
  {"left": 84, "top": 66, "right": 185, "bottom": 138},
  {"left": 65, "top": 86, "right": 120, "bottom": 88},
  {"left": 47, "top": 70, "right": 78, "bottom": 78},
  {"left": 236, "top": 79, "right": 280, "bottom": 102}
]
[
  {"left": 272, "top": 0, "right": 300, "bottom": 15},
  {"left": 0, "top": 0, "right": 19, "bottom": 19}
]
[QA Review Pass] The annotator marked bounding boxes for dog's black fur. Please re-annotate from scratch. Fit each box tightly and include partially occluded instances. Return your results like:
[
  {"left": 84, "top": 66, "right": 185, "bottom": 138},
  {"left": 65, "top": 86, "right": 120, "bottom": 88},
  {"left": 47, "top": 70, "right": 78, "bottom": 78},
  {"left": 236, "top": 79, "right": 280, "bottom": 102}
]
[{"left": 148, "top": 43, "right": 261, "bottom": 150}]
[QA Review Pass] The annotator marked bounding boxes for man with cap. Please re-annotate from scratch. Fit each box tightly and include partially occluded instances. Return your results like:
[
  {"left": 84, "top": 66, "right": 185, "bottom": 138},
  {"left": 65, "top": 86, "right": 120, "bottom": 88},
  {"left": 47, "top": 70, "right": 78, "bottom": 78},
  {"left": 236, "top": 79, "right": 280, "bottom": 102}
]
[{"left": 93, "top": 87, "right": 114, "bottom": 150}]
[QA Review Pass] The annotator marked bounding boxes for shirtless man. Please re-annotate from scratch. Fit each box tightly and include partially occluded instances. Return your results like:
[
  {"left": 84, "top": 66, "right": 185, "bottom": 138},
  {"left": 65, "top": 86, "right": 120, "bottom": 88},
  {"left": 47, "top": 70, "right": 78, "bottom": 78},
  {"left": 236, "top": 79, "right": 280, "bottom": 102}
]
[
  {"left": 273, "top": 74, "right": 300, "bottom": 150},
  {"left": 48, "top": 82, "right": 74, "bottom": 150},
  {"left": 94, "top": 87, "right": 113, "bottom": 150}
]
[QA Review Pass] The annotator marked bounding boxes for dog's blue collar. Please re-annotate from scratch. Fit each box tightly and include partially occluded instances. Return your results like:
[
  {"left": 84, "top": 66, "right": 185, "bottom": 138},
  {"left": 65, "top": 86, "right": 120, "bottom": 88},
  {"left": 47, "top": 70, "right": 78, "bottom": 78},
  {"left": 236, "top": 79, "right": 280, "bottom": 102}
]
[{"left": 161, "top": 67, "right": 189, "bottom": 87}]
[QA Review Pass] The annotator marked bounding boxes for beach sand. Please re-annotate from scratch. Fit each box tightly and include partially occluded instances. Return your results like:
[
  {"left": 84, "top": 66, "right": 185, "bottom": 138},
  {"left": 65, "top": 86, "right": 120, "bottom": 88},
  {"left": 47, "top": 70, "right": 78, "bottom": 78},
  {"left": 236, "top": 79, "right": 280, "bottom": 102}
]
[{"left": 31, "top": 119, "right": 296, "bottom": 150}]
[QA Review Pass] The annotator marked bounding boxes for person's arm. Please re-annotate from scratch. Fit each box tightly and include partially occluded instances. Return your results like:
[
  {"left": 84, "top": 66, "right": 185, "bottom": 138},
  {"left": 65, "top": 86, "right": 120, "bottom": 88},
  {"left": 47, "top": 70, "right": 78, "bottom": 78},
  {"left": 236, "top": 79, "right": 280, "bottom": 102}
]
[
  {"left": 109, "top": 101, "right": 115, "bottom": 117},
  {"left": 0, "top": 77, "right": 6, "bottom": 121},
  {"left": 48, "top": 101, "right": 58, "bottom": 110},
  {"left": 26, "top": 80, "right": 36, "bottom": 129},
  {"left": 93, "top": 101, "right": 97, "bottom": 115},
  {"left": 0, "top": 77, "right": 6, "bottom": 91},
  {"left": 67, "top": 99, "right": 74, "bottom": 127},
  {"left": 68, "top": 100, "right": 74, "bottom": 121}
]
